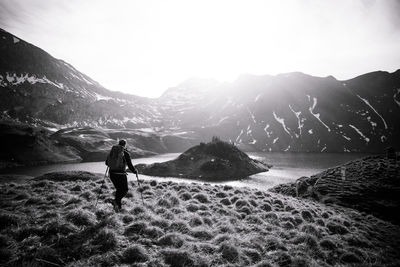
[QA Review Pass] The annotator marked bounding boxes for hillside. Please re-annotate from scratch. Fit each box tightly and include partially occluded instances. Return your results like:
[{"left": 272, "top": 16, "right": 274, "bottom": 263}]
[
  {"left": 0, "top": 171, "right": 399, "bottom": 266},
  {"left": 135, "top": 138, "right": 270, "bottom": 181},
  {"left": 271, "top": 155, "right": 400, "bottom": 225}
]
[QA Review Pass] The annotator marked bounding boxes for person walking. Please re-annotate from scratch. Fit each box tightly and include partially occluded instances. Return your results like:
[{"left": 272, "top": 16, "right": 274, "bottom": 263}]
[{"left": 106, "top": 139, "right": 138, "bottom": 211}]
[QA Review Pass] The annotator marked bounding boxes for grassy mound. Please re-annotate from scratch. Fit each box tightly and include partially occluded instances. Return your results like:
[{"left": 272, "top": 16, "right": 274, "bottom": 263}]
[
  {"left": 135, "top": 137, "right": 270, "bottom": 181},
  {"left": 0, "top": 172, "right": 399, "bottom": 266},
  {"left": 271, "top": 155, "right": 400, "bottom": 224}
]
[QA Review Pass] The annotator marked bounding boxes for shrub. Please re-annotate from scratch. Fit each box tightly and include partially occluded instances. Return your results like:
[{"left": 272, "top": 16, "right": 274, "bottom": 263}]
[
  {"left": 216, "top": 192, "right": 227, "bottom": 198},
  {"left": 151, "top": 219, "right": 170, "bottom": 229},
  {"left": 158, "top": 233, "right": 184, "bottom": 248},
  {"left": 230, "top": 196, "right": 239, "bottom": 204},
  {"left": 131, "top": 205, "right": 146, "bottom": 215},
  {"left": 186, "top": 203, "right": 199, "bottom": 212},
  {"left": 169, "top": 221, "right": 190, "bottom": 233},
  {"left": 219, "top": 242, "right": 240, "bottom": 263},
  {"left": 340, "top": 252, "right": 362, "bottom": 264},
  {"left": 193, "top": 193, "right": 209, "bottom": 203},
  {"left": 282, "top": 221, "right": 295, "bottom": 230},
  {"left": 122, "top": 215, "right": 134, "bottom": 224},
  {"left": 319, "top": 238, "right": 337, "bottom": 250},
  {"left": 144, "top": 226, "right": 163, "bottom": 239},
  {"left": 265, "top": 236, "right": 285, "bottom": 251},
  {"left": 65, "top": 209, "right": 96, "bottom": 226},
  {"left": 157, "top": 198, "right": 171, "bottom": 208},
  {"left": 189, "top": 215, "right": 203, "bottom": 227},
  {"left": 223, "top": 185, "right": 233, "bottom": 191},
  {"left": 125, "top": 222, "right": 147, "bottom": 235},
  {"left": 235, "top": 199, "right": 249, "bottom": 209},
  {"left": 243, "top": 248, "right": 261, "bottom": 263},
  {"left": 162, "top": 249, "right": 194, "bottom": 267},
  {"left": 170, "top": 196, "right": 180, "bottom": 206},
  {"left": 260, "top": 203, "right": 272, "bottom": 212},
  {"left": 0, "top": 213, "right": 19, "bottom": 230},
  {"left": 191, "top": 229, "right": 213, "bottom": 240},
  {"left": 326, "top": 221, "right": 349, "bottom": 235},
  {"left": 150, "top": 180, "right": 157, "bottom": 186},
  {"left": 273, "top": 251, "right": 292, "bottom": 267},
  {"left": 70, "top": 185, "right": 82, "bottom": 191},
  {"left": 179, "top": 192, "right": 192, "bottom": 201},
  {"left": 91, "top": 228, "right": 118, "bottom": 252},
  {"left": 213, "top": 234, "right": 231, "bottom": 244},
  {"left": 301, "top": 224, "right": 321, "bottom": 238},
  {"left": 220, "top": 198, "right": 231, "bottom": 205},
  {"left": 35, "top": 246, "right": 61, "bottom": 264},
  {"left": 300, "top": 210, "right": 314, "bottom": 222},
  {"left": 122, "top": 245, "right": 149, "bottom": 263}
]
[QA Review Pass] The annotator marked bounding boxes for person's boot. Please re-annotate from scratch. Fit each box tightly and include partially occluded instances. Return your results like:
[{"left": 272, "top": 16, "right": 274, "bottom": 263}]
[{"left": 111, "top": 199, "right": 120, "bottom": 212}]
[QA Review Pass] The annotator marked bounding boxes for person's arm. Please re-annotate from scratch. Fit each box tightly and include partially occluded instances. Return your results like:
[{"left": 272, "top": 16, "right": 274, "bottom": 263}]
[{"left": 124, "top": 150, "right": 138, "bottom": 174}]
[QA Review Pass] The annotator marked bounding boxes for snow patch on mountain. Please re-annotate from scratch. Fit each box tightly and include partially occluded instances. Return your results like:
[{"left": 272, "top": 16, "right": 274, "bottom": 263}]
[
  {"left": 94, "top": 92, "right": 113, "bottom": 101},
  {"left": 394, "top": 89, "right": 400, "bottom": 107},
  {"left": 349, "top": 124, "right": 370, "bottom": 143},
  {"left": 273, "top": 111, "right": 292, "bottom": 137},
  {"left": 356, "top": 95, "right": 388, "bottom": 129},
  {"left": 247, "top": 107, "right": 256, "bottom": 123},
  {"left": 217, "top": 116, "right": 229, "bottom": 125},
  {"left": 309, "top": 97, "right": 331, "bottom": 132},
  {"left": 255, "top": 93, "right": 263, "bottom": 102},
  {"left": 1, "top": 73, "right": 64, "bottom": 89},
  {"left": 273, "top": 137, "right": 279, "bottom": 144},
  {"left": 308, "top": 129, "right": 313, "bottom": 134},
  {"left": 289, "top": 104, "right": 302, "bottom": 137},
  {"left": 13, "top": 37, "right": 19, "bottom": 43},
  {"left": 235, "top": 129, "right": 244, "bottom": 143},
  {"left": 264, "top": 123, "right": 271, "bottom": 138}
]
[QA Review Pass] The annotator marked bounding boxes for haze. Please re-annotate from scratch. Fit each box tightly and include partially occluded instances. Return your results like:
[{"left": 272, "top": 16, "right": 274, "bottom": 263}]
[{"left": 1, "top": 0, "right": 400, "bottom": 97}]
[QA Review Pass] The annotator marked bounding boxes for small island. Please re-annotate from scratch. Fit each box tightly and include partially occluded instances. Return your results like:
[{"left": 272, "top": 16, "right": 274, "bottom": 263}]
[{"left": 135, "top": 137, "right": 270, "bottom": 181}]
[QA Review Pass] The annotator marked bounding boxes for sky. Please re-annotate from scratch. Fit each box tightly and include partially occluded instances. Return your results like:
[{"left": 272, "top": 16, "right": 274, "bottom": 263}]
[{"left": 1, "top": 0, "right": 400, "bottom": 98}]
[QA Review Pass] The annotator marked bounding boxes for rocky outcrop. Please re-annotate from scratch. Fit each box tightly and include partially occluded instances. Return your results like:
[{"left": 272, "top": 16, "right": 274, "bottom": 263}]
[
  {"left": 135, "top": 138, "right": 270, "bottom": 181},
  {"left": 271, "top": 155, "right": 400, "bottom": 224}
]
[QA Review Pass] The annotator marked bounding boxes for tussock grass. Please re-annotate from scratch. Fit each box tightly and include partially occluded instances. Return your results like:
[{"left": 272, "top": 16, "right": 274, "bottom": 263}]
[{"left": 0, "top": 172, "right": 400, "bottom": 266}]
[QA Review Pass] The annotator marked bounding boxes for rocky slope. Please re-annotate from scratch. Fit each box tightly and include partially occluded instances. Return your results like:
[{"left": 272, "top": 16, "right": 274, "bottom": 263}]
[
  {"left": 135, "top": 138, "right": 269, "bottom": 180},
  {"left": 0, "top": 28, "right": 161, "bottom": 129},
  {"left": 0, "top": 171, "right": 399, "bottom": 266},
  {"left": 271, "top": 155, "right": 400, "bottom": 225},
  {"left": 0, "top": 120, "right": 201, "bottom": 169}
]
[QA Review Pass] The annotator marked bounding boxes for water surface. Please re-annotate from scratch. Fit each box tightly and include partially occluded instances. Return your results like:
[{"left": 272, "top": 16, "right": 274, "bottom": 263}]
[{"left": 1, "top": 152, "right": 369, "bottom": 189}]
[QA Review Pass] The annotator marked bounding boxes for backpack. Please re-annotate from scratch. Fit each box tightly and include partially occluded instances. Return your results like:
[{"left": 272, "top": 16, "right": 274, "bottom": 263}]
[{"left": 106, "top": 145, "right": 126, "bottom": 171}]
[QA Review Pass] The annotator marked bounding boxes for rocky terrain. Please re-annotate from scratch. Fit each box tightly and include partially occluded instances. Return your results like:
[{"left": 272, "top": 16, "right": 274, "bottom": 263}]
[
  {"left": 1, "top": 28, "right": 399, "bottom": 161},
  {"left": 1, "top": 171, "right": 399, "bottom": 266},
  {"left": 135, "top": 138, "right": 270, "bottom": 181},
  {"left": 271, "top": 155, "right": 400, "bottom": 225}
]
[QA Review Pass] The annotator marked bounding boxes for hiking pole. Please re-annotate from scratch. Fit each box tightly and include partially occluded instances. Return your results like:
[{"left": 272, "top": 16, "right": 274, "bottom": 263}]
[
  {"left": 95, "top": 167, "right": 109, "bottom": 208},
  {"left": 136, "top": 173, "right": 145, "bottom": 205}
]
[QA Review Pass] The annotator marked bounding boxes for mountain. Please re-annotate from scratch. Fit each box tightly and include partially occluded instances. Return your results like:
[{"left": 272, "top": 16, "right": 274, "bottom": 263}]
[
  {"left": 158, "top": 72, "right": 400, "bottom": 153},
  {"left": 0, "top": 28, "right": 160, "bottom": 129},
  {"left": 1, "top": 27, "right": 400, "bottom": 168}
]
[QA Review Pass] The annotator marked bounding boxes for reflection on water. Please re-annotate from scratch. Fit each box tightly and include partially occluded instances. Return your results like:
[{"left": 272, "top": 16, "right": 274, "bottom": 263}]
[{"left": 1, "top": 152, "right": 370, "bottom": 189}]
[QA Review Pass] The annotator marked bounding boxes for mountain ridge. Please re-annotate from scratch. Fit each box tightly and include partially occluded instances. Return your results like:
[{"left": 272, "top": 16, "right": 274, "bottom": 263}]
[{"left": 1, "top": 27, "right": 399, "bottom": 168}]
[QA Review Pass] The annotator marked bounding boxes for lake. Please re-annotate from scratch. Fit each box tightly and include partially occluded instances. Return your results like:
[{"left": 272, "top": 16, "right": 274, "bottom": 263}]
[{"left": 1, "top": 152, "right": 370, "bottom": 190}]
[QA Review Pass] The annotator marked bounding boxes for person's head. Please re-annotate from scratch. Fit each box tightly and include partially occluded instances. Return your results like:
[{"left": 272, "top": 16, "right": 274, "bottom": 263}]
[{"left": 118, "top": 139, "right": 127, "bottom": 147}]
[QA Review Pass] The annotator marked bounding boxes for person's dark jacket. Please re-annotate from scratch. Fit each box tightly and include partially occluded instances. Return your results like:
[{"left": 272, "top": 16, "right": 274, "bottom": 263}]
[{"left": 122, "top": 149, "right": 138, "bottom": 174}]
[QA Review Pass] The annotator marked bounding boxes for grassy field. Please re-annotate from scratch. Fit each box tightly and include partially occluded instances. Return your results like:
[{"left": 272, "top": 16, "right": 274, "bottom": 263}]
[{"left": 1, "top": 171, "right": 399, "bottom": 266}]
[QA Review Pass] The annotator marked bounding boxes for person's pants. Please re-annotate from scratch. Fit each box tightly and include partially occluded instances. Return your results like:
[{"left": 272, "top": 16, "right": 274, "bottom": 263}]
[{"left": 109, "top": 173, "right": 128, "bottom": 208}]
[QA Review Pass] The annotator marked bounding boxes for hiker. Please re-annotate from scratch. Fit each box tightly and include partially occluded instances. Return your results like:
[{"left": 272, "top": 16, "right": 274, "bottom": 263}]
[{"left": 106, "top": 139, "right": 138, "bottom": 211}]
